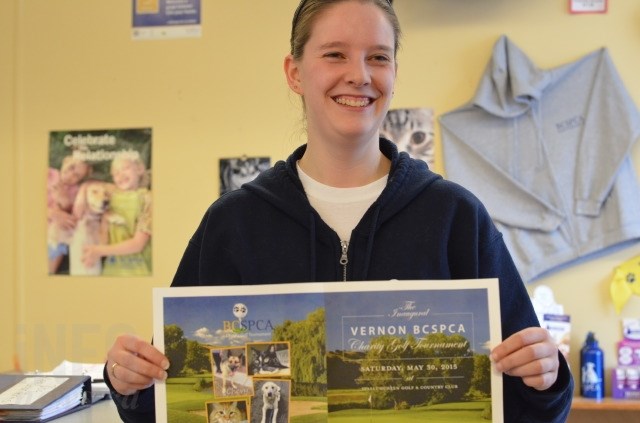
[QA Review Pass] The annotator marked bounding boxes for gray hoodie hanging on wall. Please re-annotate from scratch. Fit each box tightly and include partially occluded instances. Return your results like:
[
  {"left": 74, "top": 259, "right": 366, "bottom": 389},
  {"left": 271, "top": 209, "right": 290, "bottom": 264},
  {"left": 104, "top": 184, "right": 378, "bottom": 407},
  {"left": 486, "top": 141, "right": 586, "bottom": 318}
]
[{"left": 440, "top": 35, "right": 640, "bottom": 283}]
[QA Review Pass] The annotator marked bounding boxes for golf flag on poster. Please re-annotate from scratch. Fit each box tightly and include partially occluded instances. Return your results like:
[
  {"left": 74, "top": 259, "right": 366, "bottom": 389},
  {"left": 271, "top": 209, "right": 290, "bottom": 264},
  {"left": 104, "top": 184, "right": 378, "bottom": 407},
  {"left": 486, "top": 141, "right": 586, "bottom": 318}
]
[
  {"left": 47, "top": 128, "right": 152, "bottom": 277},
  {"left": 153, "top": 279, "right": 504, "bottom": 422}
]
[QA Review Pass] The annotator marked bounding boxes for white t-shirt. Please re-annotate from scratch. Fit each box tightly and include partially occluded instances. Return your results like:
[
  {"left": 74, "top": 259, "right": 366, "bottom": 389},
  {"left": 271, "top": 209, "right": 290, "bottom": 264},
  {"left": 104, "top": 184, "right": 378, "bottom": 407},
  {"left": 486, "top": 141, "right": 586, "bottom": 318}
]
[{"left": 297, "top": 163, "right": 387, "bottom": 241}]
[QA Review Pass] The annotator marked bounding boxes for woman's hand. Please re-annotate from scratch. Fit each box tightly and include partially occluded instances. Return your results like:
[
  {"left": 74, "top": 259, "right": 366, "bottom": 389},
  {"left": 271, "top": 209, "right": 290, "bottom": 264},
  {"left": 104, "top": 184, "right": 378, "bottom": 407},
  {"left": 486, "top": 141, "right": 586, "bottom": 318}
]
[
  {"left": 106, "top": 334, "right": 169, "bottom": 396},
  {"left": 491, "top": 327, "right": 560, "bottom": 391}
]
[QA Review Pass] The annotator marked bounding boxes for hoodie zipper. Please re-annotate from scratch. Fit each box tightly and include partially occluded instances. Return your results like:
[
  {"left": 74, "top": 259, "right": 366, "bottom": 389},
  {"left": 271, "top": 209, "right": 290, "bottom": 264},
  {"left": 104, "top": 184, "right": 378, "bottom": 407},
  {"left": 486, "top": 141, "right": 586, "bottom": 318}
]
[{"left": 339, "top": 240, "right": 349, "bottom": 282}]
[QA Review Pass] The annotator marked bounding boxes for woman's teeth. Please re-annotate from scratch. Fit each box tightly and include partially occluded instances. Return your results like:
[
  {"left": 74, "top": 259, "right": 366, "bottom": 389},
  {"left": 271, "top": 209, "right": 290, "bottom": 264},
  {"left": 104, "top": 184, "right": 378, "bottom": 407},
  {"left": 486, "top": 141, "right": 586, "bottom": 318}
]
[{"left": 335, "top": 97, "right": 370, "bottom": 107}]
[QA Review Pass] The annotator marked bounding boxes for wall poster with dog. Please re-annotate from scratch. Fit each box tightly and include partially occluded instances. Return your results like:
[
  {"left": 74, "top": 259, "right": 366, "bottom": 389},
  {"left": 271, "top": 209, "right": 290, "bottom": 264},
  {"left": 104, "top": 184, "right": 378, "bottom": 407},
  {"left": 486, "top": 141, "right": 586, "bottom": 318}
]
[
  {"left": 47, "top": 128, "right": 152, "bottom": 277},
  {"left": 153, "top": 279, "right": 503, "bottom": 423}
]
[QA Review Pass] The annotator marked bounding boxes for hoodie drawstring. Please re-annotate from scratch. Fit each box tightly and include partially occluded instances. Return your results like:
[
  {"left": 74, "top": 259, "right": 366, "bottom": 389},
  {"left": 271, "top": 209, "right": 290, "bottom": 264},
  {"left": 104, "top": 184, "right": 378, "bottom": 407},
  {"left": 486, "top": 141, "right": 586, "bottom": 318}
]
[
  {"left": 308, "top": 213, "right": 317, "bottom": 281},
  {"left": 361, "top": 205, "right": 381, "bottom": 281}
]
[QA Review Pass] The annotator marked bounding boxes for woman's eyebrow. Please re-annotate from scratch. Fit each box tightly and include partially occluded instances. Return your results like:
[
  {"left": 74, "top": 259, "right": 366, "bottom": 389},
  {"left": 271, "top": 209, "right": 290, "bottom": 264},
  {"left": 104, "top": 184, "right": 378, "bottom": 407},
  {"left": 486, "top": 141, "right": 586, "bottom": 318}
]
[{"left": 317, "top": 41, "right": 393, "bottom": 53}]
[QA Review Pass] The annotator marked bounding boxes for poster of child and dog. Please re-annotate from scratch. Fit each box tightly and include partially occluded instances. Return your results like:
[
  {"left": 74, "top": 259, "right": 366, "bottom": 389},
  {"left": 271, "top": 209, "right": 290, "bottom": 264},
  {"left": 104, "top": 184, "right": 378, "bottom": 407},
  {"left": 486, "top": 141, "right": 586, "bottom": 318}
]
[{"left": 47, "top": 128, "right": 152, "bottom": 276}]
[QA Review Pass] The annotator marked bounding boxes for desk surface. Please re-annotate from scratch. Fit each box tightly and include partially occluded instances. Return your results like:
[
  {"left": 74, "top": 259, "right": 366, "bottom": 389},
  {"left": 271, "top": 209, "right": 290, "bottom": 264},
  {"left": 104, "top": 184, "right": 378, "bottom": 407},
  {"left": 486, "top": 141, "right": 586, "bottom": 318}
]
[{"left": 56, "top": 399, "right": 119, "bottom": 423}]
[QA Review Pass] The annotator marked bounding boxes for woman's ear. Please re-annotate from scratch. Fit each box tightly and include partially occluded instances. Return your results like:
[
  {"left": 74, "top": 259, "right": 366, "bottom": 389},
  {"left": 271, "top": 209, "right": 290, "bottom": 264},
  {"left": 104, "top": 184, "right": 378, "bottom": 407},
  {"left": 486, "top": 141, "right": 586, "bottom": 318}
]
[{"left": 284, "top": 54, "right": 303, "bottom": 95}]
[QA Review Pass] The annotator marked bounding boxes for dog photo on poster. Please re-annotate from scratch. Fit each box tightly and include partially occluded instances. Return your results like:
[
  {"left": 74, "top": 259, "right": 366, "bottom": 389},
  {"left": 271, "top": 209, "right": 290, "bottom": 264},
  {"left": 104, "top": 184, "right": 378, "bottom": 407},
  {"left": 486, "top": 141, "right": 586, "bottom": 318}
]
[{"left": 47, "top": 128, "right": 152, "bottom": 277}]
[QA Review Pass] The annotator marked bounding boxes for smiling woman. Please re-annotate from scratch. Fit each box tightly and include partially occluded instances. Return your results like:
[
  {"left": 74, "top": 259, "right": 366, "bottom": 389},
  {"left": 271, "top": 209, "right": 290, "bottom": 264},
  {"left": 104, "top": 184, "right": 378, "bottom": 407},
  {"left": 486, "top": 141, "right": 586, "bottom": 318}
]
[
  {"left": 104, "top": 1, "right": 573, "bottom": 422},
  {"left": 284, "top": 0, "right": 397, "bottom": 187}
]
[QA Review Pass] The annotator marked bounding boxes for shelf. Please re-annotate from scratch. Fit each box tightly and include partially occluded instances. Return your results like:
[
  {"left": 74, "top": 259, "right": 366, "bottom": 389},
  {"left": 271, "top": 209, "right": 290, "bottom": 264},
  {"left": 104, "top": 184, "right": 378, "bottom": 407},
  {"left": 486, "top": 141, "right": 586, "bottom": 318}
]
[{"left": 571, "top": 396, "right": 640, "bottom": 411}]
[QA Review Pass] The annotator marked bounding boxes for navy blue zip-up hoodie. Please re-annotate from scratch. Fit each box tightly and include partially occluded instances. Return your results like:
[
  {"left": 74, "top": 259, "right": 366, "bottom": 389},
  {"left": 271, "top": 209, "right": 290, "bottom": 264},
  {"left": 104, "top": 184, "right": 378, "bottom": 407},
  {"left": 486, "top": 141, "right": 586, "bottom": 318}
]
[{"left": 108, "top": 139, "right": 573, "bottom": 422}]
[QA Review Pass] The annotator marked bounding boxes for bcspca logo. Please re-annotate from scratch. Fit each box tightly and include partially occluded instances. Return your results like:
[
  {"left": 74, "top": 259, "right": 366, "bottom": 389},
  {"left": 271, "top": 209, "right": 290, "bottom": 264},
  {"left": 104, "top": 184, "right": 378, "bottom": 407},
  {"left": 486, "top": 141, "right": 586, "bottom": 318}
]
[{"left": 223, "top": 303, "right": 274, "bottom": 333}]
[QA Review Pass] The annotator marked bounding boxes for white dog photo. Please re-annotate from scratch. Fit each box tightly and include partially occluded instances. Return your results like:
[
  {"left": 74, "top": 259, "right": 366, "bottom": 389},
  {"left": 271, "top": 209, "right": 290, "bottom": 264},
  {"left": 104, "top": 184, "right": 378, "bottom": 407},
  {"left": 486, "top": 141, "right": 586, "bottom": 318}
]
[
  {"left": 251, "top": 380, "right": 290, "bottom": 423},
  {"left": 261, "top": 382, "right": 280, "bottom": 423}
]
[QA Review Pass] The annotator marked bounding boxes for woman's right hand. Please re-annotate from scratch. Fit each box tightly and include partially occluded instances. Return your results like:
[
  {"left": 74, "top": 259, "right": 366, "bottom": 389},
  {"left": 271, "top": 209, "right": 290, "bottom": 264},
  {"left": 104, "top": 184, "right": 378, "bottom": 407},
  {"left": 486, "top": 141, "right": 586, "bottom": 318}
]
[{"left": 106, "top": 334, "right": 170, "bottom": 396}]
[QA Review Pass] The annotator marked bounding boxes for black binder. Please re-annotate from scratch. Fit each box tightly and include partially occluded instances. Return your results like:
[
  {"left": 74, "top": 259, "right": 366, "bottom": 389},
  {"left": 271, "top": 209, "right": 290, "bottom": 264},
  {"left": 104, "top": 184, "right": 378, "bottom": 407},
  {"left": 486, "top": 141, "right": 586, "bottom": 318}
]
[{"left": 0, "top": 374, "right": 92, "bottom": 422}]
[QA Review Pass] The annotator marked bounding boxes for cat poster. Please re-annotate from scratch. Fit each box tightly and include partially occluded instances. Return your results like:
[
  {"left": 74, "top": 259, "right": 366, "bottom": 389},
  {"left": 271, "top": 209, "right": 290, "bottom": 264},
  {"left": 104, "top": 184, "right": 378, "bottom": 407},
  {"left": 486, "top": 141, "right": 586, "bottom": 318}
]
[
  {"left": 379, "top": 108, "right": 435, "bottom": 168},
  {"left": 219, "top": 157, "right": 270, "bottom": 196},
  {"left": 47, "top": 128, "right": 152, "bottom": 277}
]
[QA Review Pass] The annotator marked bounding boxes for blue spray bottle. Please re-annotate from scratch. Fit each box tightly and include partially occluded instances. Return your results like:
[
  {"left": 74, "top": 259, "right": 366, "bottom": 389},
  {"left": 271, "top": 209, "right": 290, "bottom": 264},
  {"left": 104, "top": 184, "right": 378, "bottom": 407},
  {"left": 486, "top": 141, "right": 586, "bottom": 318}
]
[{"left": 580, "top": 331, "right": 604, "bottom": 399}]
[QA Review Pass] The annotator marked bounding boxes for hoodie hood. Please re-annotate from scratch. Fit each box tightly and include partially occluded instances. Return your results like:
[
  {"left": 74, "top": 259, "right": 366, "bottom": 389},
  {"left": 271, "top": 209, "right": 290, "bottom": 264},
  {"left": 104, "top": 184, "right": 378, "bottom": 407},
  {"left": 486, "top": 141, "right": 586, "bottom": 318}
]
[
  {"left": 244, "top": 139, "right": 441, "bottom": 232},
  {"left": 473, "top": 35, "right": 553, "bottom": 118},
  {"left": 243, "top": 138, "right": 442, "bottom": 280}
]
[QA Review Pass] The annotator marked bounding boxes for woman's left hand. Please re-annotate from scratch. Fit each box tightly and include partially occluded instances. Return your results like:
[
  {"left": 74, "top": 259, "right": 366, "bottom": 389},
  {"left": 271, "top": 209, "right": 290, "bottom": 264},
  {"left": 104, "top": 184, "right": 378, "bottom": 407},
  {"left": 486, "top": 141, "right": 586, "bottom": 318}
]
[{"left": 490, "top": 327, "right": 559, "bottom": 391}]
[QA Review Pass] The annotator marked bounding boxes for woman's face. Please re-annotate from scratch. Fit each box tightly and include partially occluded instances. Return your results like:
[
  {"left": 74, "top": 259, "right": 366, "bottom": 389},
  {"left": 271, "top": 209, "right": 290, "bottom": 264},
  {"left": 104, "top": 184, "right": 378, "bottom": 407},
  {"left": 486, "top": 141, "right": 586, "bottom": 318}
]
[{"left": 285, "top": 1, "right": 396, "bottom": 145}]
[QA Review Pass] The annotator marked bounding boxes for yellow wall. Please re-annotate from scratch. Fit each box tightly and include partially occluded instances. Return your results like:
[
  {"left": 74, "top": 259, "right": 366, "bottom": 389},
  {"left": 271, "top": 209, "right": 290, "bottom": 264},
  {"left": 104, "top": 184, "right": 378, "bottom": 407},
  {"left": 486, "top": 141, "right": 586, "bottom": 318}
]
[
  {"left": 0, "top": 0, "right": 17, "bottom": 373},
  {"left": 2, "top": 0, "right": 640, "bottom": 396}
]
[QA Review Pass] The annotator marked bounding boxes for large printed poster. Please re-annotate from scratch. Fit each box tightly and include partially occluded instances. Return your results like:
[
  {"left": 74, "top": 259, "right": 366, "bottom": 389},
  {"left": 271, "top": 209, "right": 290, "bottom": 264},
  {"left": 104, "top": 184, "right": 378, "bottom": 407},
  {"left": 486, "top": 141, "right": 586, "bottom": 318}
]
[
  {"left": 47, "top": 128, "right": 152, "bottom": 276},
  {"left": 153, "top": 280, "right": 503, "bottom": 422}
]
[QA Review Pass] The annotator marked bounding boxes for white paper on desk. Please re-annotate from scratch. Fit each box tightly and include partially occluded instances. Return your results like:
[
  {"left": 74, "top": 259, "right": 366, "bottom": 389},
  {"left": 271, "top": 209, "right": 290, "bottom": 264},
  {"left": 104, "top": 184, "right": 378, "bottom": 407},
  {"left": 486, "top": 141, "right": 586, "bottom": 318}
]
[
  {"left": 0, "top": 377, "right": 67, "bottom": 405},
  {"left": 43, "top": 360, "right": 110, "bottom": 401},
  {"left": 48, "top": 360, "right": 104, "bottom": 379}
]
